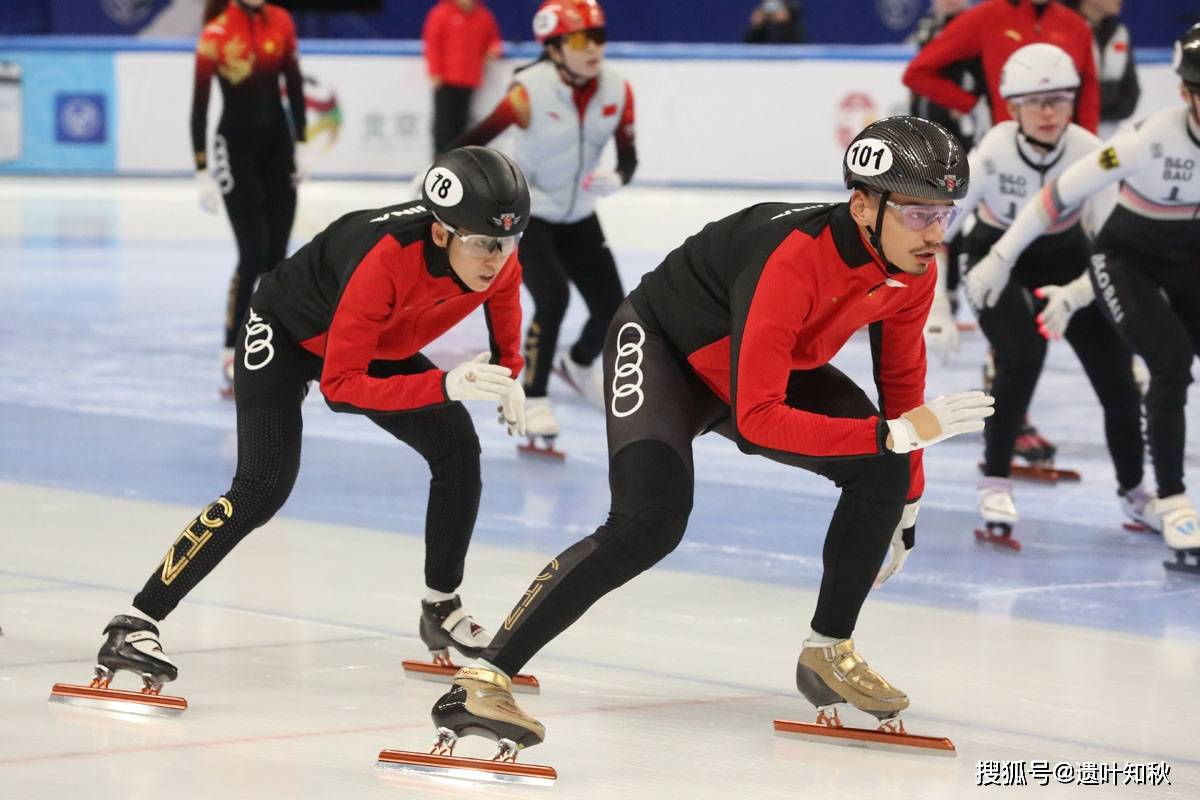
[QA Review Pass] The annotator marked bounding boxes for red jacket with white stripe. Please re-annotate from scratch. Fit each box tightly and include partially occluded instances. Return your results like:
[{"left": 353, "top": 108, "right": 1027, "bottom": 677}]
[{"left": 252, "top": 201, "right": 523, "bottom": 413}]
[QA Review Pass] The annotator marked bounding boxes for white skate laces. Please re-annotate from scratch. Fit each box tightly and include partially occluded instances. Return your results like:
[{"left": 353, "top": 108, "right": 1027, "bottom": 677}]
[
  {"left": 978, "top": 477, "right": 1018, "bottom": 524},
  {"left": 1154, "top": 494, "right": 1200, "bottom": 550}
]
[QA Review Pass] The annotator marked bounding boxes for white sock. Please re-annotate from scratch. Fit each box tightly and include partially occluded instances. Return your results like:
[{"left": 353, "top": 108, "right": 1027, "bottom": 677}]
[
  {"left": 805, "top": 630, "right": 841, "bottom": 646},
  {"left": 425, "top": 588, "right": 457, "bottom": 603},
  {"left": 472, "top": 658, "right": 509, "bottom": 678},
  {"left": 126, "top": 605, "right": 156, "bottom": 624}
]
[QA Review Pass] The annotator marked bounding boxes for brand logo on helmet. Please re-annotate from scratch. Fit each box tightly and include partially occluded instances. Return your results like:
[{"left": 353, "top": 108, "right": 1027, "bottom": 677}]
[
  {"left": 943, "top": 175, "right": 958, "bottom": 192},
  {"left": 491, "top": 212, "right": 522, "bottom": 231}
]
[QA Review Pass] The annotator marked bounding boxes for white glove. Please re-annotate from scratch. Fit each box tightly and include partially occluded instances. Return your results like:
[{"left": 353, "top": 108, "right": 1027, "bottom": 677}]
[
  {"left": 291, "top": 141, "right": 310, "bottom": 186},
  {"left": 875, "top": 501, "right": 918, "bottom": 588},
  {"left": 924, "top": 291, "right": 960, "bottom": 366},
  {"left": 445, "top": 352, "right": 517, "bottom": 402},
  {"left": 1034, "top": 274, "right": 1094, "bottom": 340},
  {"left": 886, "top": 390, "right": 995, "bottom": 454},
  {"left": 964, "top": 250, "right": 1014, "bottom": 310},
  {"left": 195, "top": 170, "right": 222, "bottom": 215},
  {"left": 497, "top": 380, "right": 527, "bottom": 437},
  {"left": 582, "top": 169, "right": 623, "bottom": 197}
]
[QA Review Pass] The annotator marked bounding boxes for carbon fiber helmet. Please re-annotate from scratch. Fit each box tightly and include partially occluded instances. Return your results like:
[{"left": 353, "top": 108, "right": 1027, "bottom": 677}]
[
  {"left": 1175, "top": 23, "right": 1200, "bottom": 86},
  {"left": 843, "top": 116, "right": 968, "bottom": 202},
  {"left": 421, "top": 146, "right": 531, "bottom": 238}
]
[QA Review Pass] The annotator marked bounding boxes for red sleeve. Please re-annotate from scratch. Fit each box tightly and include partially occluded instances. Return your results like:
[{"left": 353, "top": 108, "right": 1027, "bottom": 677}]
[
  {"left": 1074, "top": 27, "right": 1101, "bottom": 133},
  {"left": 191, "top": 31, "right": 219, "bottom": 170},
  {"left": 901, "top": 7, "right": 986, "bottom": 115},
  {"left": 732, "top": 235, "right": 884, "bottom": 458},
  {"left": 482, "top": 254, "right": 524, "bottom": 377},
  {"left": 871, "top": 277, "right": 933, "bottom": 501},
  {"left": 615, "top": 81, "right": 637, "bottom": 183},
  {"left": 320, "top": 239, "right": 449, "bottom": 413},
  {"left": 422, "top": 5, "right": 446, "bottom": 79},
  {"left": 451, "top": 85, "right": 526, "bottom": 147}
]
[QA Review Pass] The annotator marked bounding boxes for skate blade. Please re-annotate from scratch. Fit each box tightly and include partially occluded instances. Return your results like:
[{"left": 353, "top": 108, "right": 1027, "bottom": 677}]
[
  {"left": 954, "top": 321, "right": 976, "bottom": 332},
  {"left": 1163, "top": 549, "right": 1200, "bottom": 576},
  {"left": 376, "top": 749, "right": 556, "bottom": 786},
  {"left": 400, "top": 660, "right": 541, "bottom": 694},
  {"left": 48, "top": 683, "right": 187, "bottom": 717},
  {"left": 974, "top": 528, "right": 1022, "bottom": 551},
  {"left": 984, "top": 462, "right": 1081, "bottom": 483},
  {"left": 517, "top": 442, "right": 566, "bottom": 461},
  {"left": 773, "top": 719, "right": 956, "bottom": 757},
  {"left": 1123, "top": 521, "right": 1157, "bottom": 534}
]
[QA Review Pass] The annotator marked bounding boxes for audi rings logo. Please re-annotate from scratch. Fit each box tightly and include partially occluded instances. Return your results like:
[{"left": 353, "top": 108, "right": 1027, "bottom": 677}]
[
  {"left": 243, "top": 309, "right": 275, "bottom": 371},
  {"left": 610, "top": 322, "right": 646, "bottom": 418}
]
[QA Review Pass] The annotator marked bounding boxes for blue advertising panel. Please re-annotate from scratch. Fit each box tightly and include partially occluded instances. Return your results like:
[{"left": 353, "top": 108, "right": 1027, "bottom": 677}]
[{"left": 0, "top": 50, "right": 115, "bottom": 173}]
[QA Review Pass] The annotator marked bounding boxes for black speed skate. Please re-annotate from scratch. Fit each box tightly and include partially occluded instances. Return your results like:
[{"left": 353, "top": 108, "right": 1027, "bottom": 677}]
[
  {"left": 402, "top": 597, "right": 540, "bottom": 692},
  {"left": 49, "top": 615, "right": 187, "bottom": 716},
  {"left": 377, "top": 667, "right": 556, "bottom": 785}
]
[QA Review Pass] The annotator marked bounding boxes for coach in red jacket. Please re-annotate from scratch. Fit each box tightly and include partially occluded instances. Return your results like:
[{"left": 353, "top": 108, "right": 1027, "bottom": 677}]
[
  {"left": 423, "top": 0, "right": 503, "bottom": 155},
  {"left": 903, "top": 0, "right": 1100, "bottom": 133}
]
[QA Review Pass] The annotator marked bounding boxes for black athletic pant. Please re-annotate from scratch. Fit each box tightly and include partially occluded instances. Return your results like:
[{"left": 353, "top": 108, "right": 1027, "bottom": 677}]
[
  {"left": 433, "top": 84, "right": 473, "bottom": 155},
  {"left": 133, "top": 307, "right": 483, "bottom": 620},
  {"left": 483, "top": 300, "right": 909, "bottom": 676},
  {"left": 519, "top": 214, "right": 625, "bottom": 398},
  {"left": 964, "top": 225, "right": 1143, "bottom": 487},
  {"left": 214, "top": 124, "right": 297, "bottom": 348},
  {"left": 1090, "top": 246, "right": 1200, "bottom": 498}
]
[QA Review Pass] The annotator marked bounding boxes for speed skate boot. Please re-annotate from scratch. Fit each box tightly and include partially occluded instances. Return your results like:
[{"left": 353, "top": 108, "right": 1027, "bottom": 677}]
[
  {"left": 49, "top": 615, "right": 187, "bottom": 716},
  {"left": 1119, "top": 484, "right": 1159, "bottom": 533},
  {"left": 774, "top": 638, "right": 954, "bottom": 755},
  {"left": 401, "top": 597, "right": 540, "bottom": 692},
  {"left": 376, "top": 666, "right": 556, "bottom": 785},
  {"left": 556, "top": 355, "right": 605, "bottom": 411},
  {"left": 975, "top": 477, "right": 1022, "bottom": 551},
  {"left": 1157, "top": 495, "right": 1200, "bottom": 575},
  {"left": 517, "top": 397, "right": 565, "bottom": 460}
]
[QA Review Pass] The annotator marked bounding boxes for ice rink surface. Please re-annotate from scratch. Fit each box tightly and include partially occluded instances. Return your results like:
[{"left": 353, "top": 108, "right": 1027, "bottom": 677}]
[{"left": 1, "top": 177, "right": 1198, "bottom": 798}]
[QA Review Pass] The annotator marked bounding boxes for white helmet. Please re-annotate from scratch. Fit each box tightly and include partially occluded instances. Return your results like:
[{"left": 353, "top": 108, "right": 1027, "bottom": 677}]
[{"left": 999, "top": 43, "right": 1080, "bottom": 98}]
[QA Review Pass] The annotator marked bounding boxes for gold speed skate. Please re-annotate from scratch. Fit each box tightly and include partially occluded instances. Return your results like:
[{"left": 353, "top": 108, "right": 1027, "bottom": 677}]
[
  {"left": 377, "top": 666, "right": 555, "bottom": 785},
  {"left": 774, "top": 638, "right": 955, "bottom": 756}
]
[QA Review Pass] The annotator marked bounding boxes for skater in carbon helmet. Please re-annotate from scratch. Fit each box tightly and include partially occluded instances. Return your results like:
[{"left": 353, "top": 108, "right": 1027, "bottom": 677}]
[
  {"left": 966, "top": 24, "right": 1200, "bottom": 566},
  {"left": 67, "top": 147, "right": 533, "bottom": 702},
  {"left": 449, "top": 0, "right": 637, "bottom": 458},
  {"left": 404, "top": 118, "right": 993, "bottom": 767}
]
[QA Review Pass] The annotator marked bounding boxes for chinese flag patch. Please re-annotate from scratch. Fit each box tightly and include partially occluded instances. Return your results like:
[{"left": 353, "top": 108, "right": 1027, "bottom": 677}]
[{"left": 603, "top": 104, "right": 618, "bottom": 116}]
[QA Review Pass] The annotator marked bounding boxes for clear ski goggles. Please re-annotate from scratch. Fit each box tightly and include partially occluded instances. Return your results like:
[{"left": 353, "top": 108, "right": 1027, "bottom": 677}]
[
  {"left": 442, "top": 222, "right": 521, "bottom": 259},
  {"left": 1008, "top": 90, "right": 1076, "bottom": 111},
  {"left": 562, "top": 27, "right": 607, "bottom": 50},
  {"left": 884, "top": 199, "right": 962, "bottom": 231}
]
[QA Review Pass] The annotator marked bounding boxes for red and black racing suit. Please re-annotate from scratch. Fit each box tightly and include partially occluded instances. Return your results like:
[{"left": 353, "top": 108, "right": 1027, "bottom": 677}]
[
  {"left": 482, "top": 202, "right": 932, "bottom": 675},
  {"left": 133, "top": 202, "right": 523, "bottom": 620}
]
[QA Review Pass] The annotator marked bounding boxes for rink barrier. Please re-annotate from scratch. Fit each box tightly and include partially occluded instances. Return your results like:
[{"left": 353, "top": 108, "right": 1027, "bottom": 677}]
[{"left": 0, "top": 37, "right": 1179, "bottom": 185}]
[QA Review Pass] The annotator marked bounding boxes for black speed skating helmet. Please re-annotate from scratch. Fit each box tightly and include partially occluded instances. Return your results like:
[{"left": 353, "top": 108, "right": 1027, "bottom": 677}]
[
  {"left": 1174, "top": 23, "right": 1200, "bottom": 87},
  {"left": 842, "top": 116, "right": 968, "bottom": 201},
  {"left": 421, "top": 146, "right": 531, "bottom": 238}
]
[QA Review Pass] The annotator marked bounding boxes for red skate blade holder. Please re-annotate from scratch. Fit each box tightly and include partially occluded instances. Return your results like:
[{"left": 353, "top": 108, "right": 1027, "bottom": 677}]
[
  {"left": 517, "top": 442, "right": 566, "bottom": 461},
  {"left": 48, "top": 682, "right": 187, "bottom": 717},
  {"left": 774, "top": 716, "right": 956, "bottom": 757},
  {"left": 400, "top": 660, "right": 540, "bottom": 694},
  {"left": 376, "top": 749, "right": 557, "bottom": 786},
  {"left": 980, "top": 462, "right": 1081, "bottom": 483}
]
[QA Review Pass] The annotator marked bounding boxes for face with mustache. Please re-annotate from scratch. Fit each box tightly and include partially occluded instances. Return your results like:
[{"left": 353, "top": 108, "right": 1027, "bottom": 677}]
[{"left": 850, "top": 189, "right": 956, "bottom": 276}]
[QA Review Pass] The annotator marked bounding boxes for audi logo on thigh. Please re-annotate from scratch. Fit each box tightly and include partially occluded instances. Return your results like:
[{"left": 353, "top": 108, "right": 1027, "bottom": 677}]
[
  {"left": 610, "top": 322, "right": 646, "bottom": 418},
  {"left": 243, "top": 309, "right": 275, "bottom": 371}
]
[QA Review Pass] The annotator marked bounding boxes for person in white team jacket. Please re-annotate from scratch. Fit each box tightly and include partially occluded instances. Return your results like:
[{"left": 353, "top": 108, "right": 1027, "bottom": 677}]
[{"left": 451, "top": 0, "right": 637, "bottom": 453}]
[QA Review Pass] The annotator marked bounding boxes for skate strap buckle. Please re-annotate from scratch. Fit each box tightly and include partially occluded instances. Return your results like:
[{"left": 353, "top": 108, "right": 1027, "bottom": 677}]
[{"left": 440, "top": 607, "right": 470, "bottom": 634}]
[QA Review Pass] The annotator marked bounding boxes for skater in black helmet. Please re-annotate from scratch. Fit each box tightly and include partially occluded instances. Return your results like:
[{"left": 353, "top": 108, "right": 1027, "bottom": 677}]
[{"left": 54, "top": 148, "right": 532, "bottom": 705}]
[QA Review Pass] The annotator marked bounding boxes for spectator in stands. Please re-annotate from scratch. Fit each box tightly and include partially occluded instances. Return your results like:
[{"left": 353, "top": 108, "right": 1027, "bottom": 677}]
[
  {"left": 903, "top": 0, "right": 1100, "bottom": 133},
  {"left": 422, "top": 0, "right": 503, "bottom": 155},
  {"left": 744, "top": 0, "right": 806, "bottom": 44},
  {"left": 1061, "top": 0, "right": 1140, "bottom": 138}
]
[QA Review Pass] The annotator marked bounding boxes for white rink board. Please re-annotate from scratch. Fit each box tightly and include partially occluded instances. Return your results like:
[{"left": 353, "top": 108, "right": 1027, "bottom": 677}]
[{"left": 112, "top": 50, "right": 1182, "bottom": 185}]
